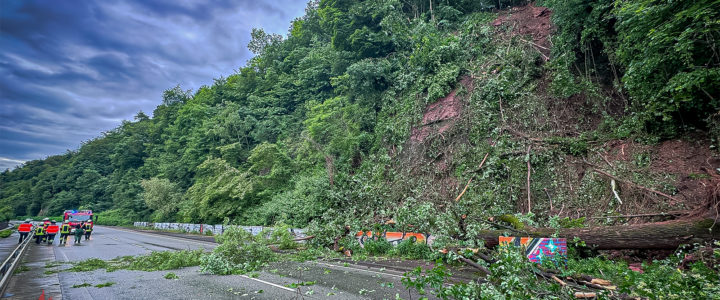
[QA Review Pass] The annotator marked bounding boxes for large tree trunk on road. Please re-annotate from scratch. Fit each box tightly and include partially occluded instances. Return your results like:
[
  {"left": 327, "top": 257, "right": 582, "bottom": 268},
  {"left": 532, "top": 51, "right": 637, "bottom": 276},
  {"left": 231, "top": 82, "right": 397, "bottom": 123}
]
[{"left": 479, "top": 218, "right": 720, "bottom": 250}]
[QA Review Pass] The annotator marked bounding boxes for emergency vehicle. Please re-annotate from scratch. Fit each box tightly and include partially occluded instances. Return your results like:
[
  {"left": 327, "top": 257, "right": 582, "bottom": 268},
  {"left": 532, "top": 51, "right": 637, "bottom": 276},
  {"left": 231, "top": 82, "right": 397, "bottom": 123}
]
[{"left": 63, "top": 210, "right": 93, "bottom": 227}]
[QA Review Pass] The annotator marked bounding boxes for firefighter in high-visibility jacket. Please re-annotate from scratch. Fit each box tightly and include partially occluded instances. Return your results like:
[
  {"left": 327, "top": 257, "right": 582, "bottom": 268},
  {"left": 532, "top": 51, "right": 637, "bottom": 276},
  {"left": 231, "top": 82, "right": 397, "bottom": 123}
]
[
  {"left": 34, "top": 223, "right": 46, "bottom": 244},
  {"left": 83, "top": 220, "right": 93, "bottom": 240},
  {"left": 59, "top": 221, "right": 71, "bottom": 245},
  {"left": 45, "top": 221, "right": 59, "bottom": 245},
  {"left": 17, "top": 219, "right": 33, "bottom": 244}
]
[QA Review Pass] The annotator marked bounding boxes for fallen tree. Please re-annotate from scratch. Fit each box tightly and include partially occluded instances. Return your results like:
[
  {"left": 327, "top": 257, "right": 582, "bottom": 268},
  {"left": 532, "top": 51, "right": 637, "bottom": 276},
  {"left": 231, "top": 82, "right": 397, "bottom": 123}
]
[{"left": 478, "top": 217, "right": 720, "bottom": 250}]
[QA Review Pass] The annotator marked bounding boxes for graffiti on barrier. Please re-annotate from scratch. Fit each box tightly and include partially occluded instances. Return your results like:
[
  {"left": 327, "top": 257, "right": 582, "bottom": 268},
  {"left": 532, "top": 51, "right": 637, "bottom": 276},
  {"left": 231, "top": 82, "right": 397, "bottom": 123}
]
[
  {"left": 498, "top": 237, "right": 567, "bottom": 263},
  {"left": 355, "top": 231, "right": 434, "bottom": 247}
]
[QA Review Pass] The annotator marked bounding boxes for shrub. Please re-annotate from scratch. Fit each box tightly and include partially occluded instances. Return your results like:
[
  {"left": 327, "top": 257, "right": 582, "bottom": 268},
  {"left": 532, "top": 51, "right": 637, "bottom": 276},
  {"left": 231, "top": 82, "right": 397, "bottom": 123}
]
[
  {"left": 267, "top": 223, "right": 298, "bottom": 250},
  {"left": 200, "top": 226, "right": 275, "bottom": 274},
  {"left": 363, "top": 237, "right": 393, "bottom": 256},
  {"left": 392, "top": 239, "right": 432, "bottom": 260},
  {"left": 94, "top": 209, "right": 134, "bottom": 226}
]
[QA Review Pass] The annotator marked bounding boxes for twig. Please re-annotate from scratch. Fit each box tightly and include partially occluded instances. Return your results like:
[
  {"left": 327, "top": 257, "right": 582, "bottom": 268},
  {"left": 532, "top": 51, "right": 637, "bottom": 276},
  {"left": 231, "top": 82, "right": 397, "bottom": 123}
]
[
  {"left": 595, "top": 150, "right": 614, "bottom": 168},
  {"left": 579, "top": 280, "right": 616, "bottom": 291},
  {"left": 463, "top": 152, "right": 490, "bottom": 174},
  {"left": 526, "top": 145, "right": 532, "bottom": 213},
  {"left": 589, "top": 212, "right": 687, "bottom": 219},
  {"left": 552, "top": 275, "right": 567, "bottom": 286},
  {"left": 267, "top": 235, "right": 315, "bottom": 246},
  {"left": 589, "top": 166, "right": 679, "bottom": 204},
  {"left": 611, "top": 179, "right": 623, "bottom": 205},
  {"left": 544, "top": 188, "right": 553, "bottom": 212},
  {"left": 499, "top": 96, "right": 505, "bottom": 122},
  {"left": 456, "top": 153, "right": 489, "bottom": 200},
  {"left": 455, "top": 179, "right": 472, "bottom": 202},
  {"left": 502, "top": 127, "right": 545, "bottom": 142},
  {"left": 519, "top": 38, "right": 550, "bottom": 50}
]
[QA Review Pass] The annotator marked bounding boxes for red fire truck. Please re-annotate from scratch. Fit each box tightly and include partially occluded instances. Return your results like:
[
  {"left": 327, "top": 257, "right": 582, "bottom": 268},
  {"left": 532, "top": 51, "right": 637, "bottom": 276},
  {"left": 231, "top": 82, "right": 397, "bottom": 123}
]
[{"left": 63, "top": 210, "right": 93, "bottom": 226}]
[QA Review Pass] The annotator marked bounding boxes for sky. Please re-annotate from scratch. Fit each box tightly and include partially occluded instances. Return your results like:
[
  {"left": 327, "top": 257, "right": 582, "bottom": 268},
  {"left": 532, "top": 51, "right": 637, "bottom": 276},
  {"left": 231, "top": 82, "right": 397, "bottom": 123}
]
[{"left": 0, "top": 0, "right": 308, "bottom": 171}]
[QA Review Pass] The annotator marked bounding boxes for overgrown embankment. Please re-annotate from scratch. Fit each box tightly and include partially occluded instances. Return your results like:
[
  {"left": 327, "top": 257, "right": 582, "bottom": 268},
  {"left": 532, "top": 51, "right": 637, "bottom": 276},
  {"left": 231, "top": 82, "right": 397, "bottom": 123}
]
[{"left": 0, "top": 0, "right": 718, "bottom": 265}]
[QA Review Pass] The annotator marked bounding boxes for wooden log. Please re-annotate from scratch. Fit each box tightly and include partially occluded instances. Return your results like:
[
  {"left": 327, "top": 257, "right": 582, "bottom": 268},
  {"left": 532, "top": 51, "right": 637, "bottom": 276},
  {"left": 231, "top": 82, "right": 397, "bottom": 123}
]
[
  {"left": 478, "top": 218, "right": 720, "bottom": 250},
  {"left": 574, "top": 292, "right": 597, "bottom": 298}
]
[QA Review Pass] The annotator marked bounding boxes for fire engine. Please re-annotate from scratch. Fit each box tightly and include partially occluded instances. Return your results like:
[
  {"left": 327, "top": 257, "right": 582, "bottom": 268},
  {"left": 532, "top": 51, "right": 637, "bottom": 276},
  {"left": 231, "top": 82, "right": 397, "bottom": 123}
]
[{"left": 63, "top": 210, "right": 93, "bottom": 226}]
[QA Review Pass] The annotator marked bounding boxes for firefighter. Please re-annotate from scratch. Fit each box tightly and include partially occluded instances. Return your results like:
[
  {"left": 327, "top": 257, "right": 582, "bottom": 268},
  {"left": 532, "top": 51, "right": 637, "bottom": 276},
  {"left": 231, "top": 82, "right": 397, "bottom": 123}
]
[
  {"left": 41, "top": 222, "right": 49, "bottom": 243},
  {"left": 42, "top": 217, "right": 50, "bottom": 226},
  {"left": 73, "top": 223, "right": 84, "bottom": 244},
  {"left": 59, "top": 221, "right": 71, "bottom": 245},
  {"left": 17, "top": 219, "right": 33, "bottom": 243},
  {"left": 34, "top": 222, "right": 46, "bottom": 244},
  {"left": 83, "top": 220, "right": 93, "bottom": 240},
  {"left": 45, "top": 220, "right": 59, "bottom": 245}
]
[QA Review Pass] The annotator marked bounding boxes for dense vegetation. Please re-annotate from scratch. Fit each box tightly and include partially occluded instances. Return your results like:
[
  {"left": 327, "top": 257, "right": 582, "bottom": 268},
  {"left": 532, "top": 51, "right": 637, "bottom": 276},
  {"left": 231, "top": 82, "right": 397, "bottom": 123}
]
[{"left": 1, "top": 0, "right": 718, "bottom": 241}]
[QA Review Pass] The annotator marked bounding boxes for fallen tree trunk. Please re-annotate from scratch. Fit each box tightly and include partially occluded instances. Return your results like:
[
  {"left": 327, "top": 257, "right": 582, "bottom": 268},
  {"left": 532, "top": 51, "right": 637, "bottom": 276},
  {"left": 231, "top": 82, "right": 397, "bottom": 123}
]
[{"left": 479, "top": 218, "right": 720, "bottom": 250}]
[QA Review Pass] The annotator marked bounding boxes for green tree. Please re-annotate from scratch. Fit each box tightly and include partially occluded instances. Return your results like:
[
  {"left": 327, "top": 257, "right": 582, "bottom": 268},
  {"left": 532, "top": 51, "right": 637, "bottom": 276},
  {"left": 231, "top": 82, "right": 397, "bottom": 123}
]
[{"left": 141, "top": 178, "right": 182, "bottom": 222}]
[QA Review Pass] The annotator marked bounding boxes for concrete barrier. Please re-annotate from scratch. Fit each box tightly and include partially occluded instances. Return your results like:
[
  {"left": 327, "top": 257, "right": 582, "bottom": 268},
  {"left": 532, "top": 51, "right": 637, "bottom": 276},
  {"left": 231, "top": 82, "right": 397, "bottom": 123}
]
[{"left": 131, "top": 222, "right": 305, "bottom": 237}]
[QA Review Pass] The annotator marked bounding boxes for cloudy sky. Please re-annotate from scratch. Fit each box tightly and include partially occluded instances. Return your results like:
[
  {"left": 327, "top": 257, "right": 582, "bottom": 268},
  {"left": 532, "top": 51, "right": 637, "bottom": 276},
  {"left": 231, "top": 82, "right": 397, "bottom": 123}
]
[{"left": 0, "top": 0, "right": 307, "bottom": 170}]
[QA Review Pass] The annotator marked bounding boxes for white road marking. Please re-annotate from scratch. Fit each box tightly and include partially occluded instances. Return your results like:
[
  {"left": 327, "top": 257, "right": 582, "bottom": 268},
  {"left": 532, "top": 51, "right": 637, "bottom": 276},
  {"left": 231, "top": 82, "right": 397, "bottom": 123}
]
[
  {"left": 316, "top": 261, "right": 405, "bottom": 279},
  {"left": 240, "top": 275, "right": 298, "bottom": 293}
]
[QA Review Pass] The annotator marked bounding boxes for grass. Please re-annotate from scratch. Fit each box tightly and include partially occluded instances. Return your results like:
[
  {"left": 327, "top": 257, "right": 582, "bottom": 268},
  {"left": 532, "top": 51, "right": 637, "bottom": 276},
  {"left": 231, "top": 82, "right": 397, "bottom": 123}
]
[
  {"left": 14, "top": 265, "right": 30, "bottom": 274},
  {"left": 71, "top": 282, "right": 116, "bottom": 288},
  {"left": 0, "top": 226, "right": 14, "bottom": 238},
  {"left": 94, "top": 282, "right": 116, "bottom": 288},
  {"left": 688, "top": 173, "right": 711, "bottom": 180}
]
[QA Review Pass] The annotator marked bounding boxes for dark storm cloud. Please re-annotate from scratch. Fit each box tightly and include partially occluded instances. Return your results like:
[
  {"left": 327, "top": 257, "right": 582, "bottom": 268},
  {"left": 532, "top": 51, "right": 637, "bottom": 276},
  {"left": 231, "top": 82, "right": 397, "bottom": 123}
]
[{"left": 0, "top": 0, "right": 308, "bottom": 170}]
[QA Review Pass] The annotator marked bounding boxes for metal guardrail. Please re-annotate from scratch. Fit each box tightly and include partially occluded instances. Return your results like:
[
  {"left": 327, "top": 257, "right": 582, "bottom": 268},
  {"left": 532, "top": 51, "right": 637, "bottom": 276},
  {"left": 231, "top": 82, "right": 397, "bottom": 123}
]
[{"left": 0, "top": 227, "right": 32, "bottom": 297}]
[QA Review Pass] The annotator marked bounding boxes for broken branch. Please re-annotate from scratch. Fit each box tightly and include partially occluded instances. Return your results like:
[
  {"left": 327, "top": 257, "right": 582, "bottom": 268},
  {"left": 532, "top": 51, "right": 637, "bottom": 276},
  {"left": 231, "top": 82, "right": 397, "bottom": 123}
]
[
  {"left": 456, "top": 153, "right": 489, "bottom": 201},
  {"left": 589, "top": 165, "right": 679, "bottom": 204},
  {"left": 454, "top": 250, "right": 491, "bottom": 276},
  {"left": 527, "top": 145, "right": 532, "bottom": 213}
]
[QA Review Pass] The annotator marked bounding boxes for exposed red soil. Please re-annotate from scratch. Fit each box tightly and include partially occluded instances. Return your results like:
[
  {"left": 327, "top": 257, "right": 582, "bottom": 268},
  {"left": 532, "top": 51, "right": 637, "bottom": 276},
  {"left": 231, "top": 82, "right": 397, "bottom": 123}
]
[
  {"left": 603, "top": 138, "right": 720, "bottom": 210},
  {"left": 421, "top": 90, "right": 462, "bottom": 125},
  {"left": 493, "top": 2, "right": 553, "bottom": 57},
  {"left": 410, "top": 77, "right": 472, "bottom": 143}
]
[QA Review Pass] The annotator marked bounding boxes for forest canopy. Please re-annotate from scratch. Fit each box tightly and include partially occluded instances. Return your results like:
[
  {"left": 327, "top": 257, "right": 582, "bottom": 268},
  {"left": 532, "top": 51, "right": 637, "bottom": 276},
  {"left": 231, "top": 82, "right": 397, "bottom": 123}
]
[{"left": 1, "top": 0, "right": 718, "bottom": 230}]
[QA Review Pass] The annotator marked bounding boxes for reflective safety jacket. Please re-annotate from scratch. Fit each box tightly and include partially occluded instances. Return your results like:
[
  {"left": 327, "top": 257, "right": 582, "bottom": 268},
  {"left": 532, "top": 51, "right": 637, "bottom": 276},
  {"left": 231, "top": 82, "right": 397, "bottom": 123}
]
[
  {"left": 46, "top": 225, "right": 59, "bottom": 234},
  {"left": 18, "top": 223, "right": 33, "bottom": 233},
  {"left": 83, "top": 223, "right": 93, "bottom": 232},
  {"left": 34, "top": 226, "right": 45, "bottom": 236},
  {"left": 60, "top": 224, "right": 71, "bottom": 234}
]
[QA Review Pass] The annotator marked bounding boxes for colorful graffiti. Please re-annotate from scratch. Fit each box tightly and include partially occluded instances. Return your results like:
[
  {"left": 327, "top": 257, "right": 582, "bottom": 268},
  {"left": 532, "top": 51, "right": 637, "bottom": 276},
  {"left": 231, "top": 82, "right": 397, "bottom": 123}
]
[
  {"left": 355, "top": 231, "right": 433, "bottom": 246},
  {"left": 498, "top": 237, "right": 567, "bottom": 263}
]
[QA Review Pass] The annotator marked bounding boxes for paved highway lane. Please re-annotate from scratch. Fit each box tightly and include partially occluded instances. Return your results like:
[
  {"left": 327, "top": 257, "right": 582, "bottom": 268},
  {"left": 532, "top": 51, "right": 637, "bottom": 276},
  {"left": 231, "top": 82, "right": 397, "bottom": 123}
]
[
  {"left": 0, "top": 229, "right": 20, "bottom": 264},
  {"left": 3, "top": 226, "right": 437, "bottom": 300},
  {"left": 52, "top": 226, "right": 216, "bottom": 262}
]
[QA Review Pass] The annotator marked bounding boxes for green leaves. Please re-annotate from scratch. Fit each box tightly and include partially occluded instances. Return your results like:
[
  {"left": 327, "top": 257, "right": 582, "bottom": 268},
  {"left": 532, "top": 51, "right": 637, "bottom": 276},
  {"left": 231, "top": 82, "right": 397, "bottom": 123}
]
[{"left": 140, "top": 178, "right": 182, "bottom": 222}]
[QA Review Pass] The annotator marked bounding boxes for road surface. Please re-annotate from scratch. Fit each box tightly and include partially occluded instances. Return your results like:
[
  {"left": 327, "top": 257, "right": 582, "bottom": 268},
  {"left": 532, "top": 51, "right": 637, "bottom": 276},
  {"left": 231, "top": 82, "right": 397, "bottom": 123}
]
[{"left": 2, "top": 226, "right": 450, "bottom": 299}]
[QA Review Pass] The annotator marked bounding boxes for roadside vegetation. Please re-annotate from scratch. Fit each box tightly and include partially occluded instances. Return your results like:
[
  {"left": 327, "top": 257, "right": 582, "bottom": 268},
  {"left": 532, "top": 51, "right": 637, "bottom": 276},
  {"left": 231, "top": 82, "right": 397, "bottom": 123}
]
[
  {"left": 2, "top": 0, "right": 719, "bottom": 298},
  {"left": 0, "top": 225, "right": 14, "bottom": 238}
]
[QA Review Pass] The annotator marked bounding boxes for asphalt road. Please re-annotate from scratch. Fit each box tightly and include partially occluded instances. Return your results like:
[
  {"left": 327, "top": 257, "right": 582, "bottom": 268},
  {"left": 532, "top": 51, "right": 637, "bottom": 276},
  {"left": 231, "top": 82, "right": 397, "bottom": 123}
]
[
  {"left": 2, "top": 226, "right": 437, "bottom": 300},
  {"left": 0, "top": 227, "right": 20, "bottom": 264}
]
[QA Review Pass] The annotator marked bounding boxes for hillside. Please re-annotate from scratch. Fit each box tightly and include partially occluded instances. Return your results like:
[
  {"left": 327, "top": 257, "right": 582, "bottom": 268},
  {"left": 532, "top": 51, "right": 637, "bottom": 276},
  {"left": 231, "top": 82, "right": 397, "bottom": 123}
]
[{"left": 2, "top": 0, "right": 719, "bottom": 237}]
